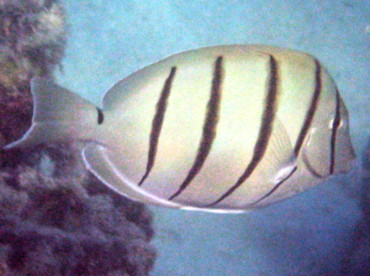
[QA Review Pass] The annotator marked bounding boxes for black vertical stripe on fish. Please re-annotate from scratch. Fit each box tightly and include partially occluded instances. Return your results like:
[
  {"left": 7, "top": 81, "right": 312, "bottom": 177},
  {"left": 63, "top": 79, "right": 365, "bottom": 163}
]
[
  {"left": 207, "top": 54, "right": 279, "bottom": 207},
  {"left": 293, "top": 58, "right": 322, "bottom": 156},
  {"left": 169, "top": 56, "right": 224, "bottom": 200},
  {"left": 97, "top": 107, "right": 104, "bottom": 125},
  {"left": 248, "top": 166, "right": 297, "bottom": 206},
  {"left": 138, "top": 67, "right": 177, "bottom": 186},
  {"left": 329, "top": 89, "right": 341, "bottom": 174},
  {"left": 249, "top": 58, "right": 323, "bottom": 204}
]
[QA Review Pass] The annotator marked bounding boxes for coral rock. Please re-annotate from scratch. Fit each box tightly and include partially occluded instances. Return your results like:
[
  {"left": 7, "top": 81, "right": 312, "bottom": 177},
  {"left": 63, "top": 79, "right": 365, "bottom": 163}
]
[{"left": 0, "top": 143, "right": 157, "bottom": 275}]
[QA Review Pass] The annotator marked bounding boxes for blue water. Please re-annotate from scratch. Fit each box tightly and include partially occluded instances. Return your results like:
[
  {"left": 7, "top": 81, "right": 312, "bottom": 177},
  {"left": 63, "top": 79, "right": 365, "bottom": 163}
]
[{"left": 58, "top": 1, "right": 369, "bottom": 275}]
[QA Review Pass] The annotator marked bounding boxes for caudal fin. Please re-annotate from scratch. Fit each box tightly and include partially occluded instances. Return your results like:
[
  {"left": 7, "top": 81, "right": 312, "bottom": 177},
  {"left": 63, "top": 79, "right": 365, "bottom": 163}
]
[{"left": 4, "top": 77, "right": 100, "bottom": 149}]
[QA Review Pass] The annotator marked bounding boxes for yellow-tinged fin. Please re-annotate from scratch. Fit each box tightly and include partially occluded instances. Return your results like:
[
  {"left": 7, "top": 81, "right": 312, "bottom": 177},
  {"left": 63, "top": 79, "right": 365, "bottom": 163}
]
[
  {"left": 4, "top": 77, "right": 99, "bottom": 149},
  {"left": 82, "top": 143, "right": 248, "bottom": 213},
  {"left": 82, "top": 143, "right": 182, "bottom": 209}
]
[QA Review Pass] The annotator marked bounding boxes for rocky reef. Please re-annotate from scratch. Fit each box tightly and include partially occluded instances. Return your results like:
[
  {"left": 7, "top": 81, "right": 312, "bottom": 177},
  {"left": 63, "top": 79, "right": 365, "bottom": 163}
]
[
  {"left": 0, "top": 143, "right": 156, "bottom": 275},
  {"left": 0, "top": 1, "right": 157, "bottom": 275},
  {"left": 0, "top": 0, "right": 67, "bottom": 155}
]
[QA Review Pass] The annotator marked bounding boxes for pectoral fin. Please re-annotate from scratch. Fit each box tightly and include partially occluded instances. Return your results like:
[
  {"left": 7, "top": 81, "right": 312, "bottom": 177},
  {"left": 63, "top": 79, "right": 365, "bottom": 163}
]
[{"left": 302, "top": 127, "right": 331, "bottom": 178}]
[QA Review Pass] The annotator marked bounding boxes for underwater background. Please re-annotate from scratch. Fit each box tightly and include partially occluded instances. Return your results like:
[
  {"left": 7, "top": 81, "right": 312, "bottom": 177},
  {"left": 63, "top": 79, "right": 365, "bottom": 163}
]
[
  {"left": 1, "top": 0, "right": 369, "bottom": 275},
  {"left": 58, "top": 1, "right": 369, "bottom": 275}
]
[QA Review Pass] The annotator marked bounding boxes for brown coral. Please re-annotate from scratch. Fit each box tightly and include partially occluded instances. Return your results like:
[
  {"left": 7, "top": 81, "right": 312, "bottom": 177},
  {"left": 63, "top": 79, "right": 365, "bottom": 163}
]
[
  {"left": 0, "top": 0, "right": 67, "bottom": 162},
  {"left": 0, "top": 1, "right": 157, "bottom": 275},
  {"left": 0, "top": 143, "right": 157, "bottom": 275},
  {"left": 0, "top": 0, "right": 67, "bottom": 76}
]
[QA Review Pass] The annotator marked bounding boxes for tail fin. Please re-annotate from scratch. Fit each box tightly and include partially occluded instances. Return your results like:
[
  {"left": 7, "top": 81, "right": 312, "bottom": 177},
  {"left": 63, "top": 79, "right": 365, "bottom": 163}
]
[{"left": 4, "top": 77, "right": 99, "bottom": 149}]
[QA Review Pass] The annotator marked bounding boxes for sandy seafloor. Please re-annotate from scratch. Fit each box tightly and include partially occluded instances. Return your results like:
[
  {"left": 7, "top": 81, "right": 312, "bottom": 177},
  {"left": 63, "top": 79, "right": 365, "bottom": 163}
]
[{"left": 56, "top": 1, "right": 369, "bottom": 275}]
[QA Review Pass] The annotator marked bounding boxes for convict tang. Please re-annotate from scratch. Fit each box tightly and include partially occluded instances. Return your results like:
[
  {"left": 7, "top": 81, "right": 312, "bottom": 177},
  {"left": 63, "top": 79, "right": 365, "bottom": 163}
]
[{"left": 5, "top": 45, "right": 356, "bottom": 213}]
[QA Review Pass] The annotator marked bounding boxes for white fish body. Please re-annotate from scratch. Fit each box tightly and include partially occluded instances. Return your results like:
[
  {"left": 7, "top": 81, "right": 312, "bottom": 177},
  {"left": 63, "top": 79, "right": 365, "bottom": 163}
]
[{"left": 5, "top": 45, "right": 356, "bottom": 213}]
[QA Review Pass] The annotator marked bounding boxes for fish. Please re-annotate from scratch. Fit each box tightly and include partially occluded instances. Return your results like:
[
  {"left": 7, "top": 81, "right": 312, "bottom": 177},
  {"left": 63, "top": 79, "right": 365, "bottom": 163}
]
[{"left": 5, "top": 45, "right": 356, "bottom": 213}]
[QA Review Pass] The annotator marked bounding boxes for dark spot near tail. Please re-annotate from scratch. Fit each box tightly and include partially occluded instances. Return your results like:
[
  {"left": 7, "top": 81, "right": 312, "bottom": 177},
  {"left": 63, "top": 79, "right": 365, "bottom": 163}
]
[{"left": 97, "top": 108, "right": 104, "bottom": 125}]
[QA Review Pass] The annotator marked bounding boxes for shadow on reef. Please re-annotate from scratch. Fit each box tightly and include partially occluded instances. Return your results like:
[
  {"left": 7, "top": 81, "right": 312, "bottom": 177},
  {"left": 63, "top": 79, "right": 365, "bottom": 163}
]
[
  {"left": 339, "top": 137, "right": 370, "bottom": 275},
  {"left": 0, "top": 143, "right": 156, "bottom": 275},
  {"left": 0, "top": 1, "right": 157, "bottom": 275}
]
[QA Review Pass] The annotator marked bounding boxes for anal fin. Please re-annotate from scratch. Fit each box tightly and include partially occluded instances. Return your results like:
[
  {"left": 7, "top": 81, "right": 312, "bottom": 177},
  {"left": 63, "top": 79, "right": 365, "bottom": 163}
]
[{"left": 82, "top": 143, "right": 181, "bottom": 208}]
